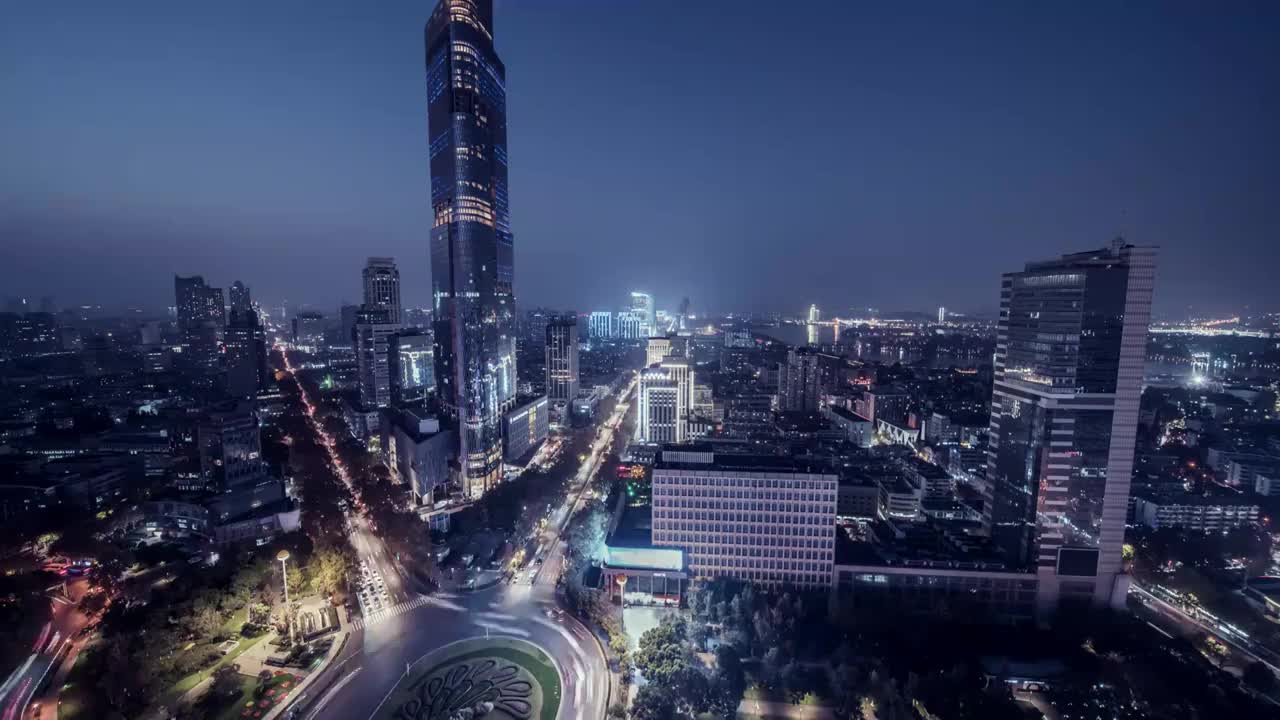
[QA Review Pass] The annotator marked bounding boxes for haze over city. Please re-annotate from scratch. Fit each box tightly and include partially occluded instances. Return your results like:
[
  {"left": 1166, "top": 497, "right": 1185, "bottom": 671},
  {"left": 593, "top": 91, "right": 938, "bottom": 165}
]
[{"left": 3, "top": 0, "right": 1278, "bottom": 316}]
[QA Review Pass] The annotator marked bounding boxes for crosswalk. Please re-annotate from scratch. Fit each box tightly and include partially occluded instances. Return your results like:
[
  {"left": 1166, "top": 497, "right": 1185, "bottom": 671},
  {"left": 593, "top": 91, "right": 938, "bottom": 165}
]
[{"left": 349, "top": 592, "right": 465, "bottom": 631}]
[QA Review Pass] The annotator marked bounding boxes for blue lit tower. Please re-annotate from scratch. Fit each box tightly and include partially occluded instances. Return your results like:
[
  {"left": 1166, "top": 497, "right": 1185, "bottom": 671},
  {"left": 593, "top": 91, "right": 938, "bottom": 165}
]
[{"left": 425, "top": 0, "right": 516, "bottom": 498}]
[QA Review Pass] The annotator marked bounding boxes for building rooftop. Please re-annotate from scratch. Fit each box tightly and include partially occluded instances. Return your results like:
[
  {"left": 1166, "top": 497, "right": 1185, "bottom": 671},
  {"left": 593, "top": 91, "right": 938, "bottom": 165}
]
[{"left": 654, "top": 446, "right": 834, "bottom": 475}]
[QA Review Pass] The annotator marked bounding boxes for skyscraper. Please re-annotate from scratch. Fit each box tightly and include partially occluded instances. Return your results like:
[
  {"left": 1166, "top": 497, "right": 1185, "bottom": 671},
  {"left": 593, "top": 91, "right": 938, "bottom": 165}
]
[
  {"left": 426, "top": 0, "right": 517, "bottom": 498},
  {"left": 355, "top": 306, "right": 397, "bottom": 413},
  {"left": 362, "top": 257, "right": 403, "bottom": 326},
  {"left": 631, "top": 292, "right": 655, "bottom": 336},
  {"left": 229, "top": 281, "right": 252, "bottom": 317},
  {"left": 174, "top": 275, "right": 225, "bottom": 371},
  {"left": 983, "top": 240, "right": 1155, "bottom": 615},
  {"left": 545, "top": 316, "right": 579, "bottom": 404}
]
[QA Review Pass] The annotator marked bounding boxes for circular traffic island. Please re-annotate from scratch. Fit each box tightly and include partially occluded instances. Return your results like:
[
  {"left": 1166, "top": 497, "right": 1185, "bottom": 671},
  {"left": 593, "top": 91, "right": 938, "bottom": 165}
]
[{"left": 376, "top": 637, "right": 562, "bottom": 720}]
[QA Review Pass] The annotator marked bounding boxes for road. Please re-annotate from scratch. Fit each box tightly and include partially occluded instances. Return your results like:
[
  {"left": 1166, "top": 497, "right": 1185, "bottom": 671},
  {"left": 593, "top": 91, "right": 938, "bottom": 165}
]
[
  {"left": 280, "top": 347, "right": 409, "bottom": 607},
  {"left": 1130, "top": 581, "right": 1280, "bottom": 676},
  {"left": 281, "top": 370, "right": 636, "bottom": 720},
  {"left": 0, "top": 578, "right": 91, "bottom": 720}
]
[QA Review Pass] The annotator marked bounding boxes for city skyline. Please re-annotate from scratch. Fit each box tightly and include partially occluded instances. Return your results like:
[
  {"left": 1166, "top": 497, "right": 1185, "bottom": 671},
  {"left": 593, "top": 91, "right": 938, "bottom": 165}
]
[
  {"left": 4, "top": 3, "right": 1280, "bottom": 720},
  {"left": 3, "top": 1, "right": 1279, "bottom": 316}
]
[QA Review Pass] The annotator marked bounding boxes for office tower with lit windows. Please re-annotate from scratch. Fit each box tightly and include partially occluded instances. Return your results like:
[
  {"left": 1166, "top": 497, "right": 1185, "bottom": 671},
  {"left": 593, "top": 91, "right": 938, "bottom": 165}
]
[
  {"left": 615, "top": 310, "right": 645, "bottom": 340},
  {"left": 545, "top": 316, "right": 578, "bottom": 404},
  {"left": 292, "top": 311, "right": 326, "bottom": 347},
  {"left": 389, "top": 330, "right": 435, "bottom": 405},
  {"left": 426, "top": 0, "right": 517, "bottom": 498},
  {"left": 651, "top": 447, "right": 837, "bottom": 589},
  {"left": 631, "top": 292, "right": 655, "bottom": 335},
  {"left": 362, "top": 257, "right": 403, "bottom": 326},
  {"left": 355, "top": 306, "right": 397, "bottom": 413},
  {"left": 174, "top": 275, "right": 225, "bottom": 371},
  {"left": 589, "top": 311, "right": 613, "bottom": 339},
  {"left": 983, "top": 240, "right": 1155, "bottom": 616},
  {"left": 807, "top": 304, "right": 821, "bottom": 324}
]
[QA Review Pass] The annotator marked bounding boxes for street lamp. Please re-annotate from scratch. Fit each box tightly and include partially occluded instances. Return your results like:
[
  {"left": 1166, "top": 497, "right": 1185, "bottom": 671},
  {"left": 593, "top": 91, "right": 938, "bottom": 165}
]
[{"left": 277, "top": 549, "right": 293, "bottom": 642}]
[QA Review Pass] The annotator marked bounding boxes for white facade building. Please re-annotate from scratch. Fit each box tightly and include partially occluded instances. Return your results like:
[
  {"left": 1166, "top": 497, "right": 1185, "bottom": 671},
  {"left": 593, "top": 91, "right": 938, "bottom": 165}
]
[{"left": 651, "top": 447, "right": 837, "bottom": 588}]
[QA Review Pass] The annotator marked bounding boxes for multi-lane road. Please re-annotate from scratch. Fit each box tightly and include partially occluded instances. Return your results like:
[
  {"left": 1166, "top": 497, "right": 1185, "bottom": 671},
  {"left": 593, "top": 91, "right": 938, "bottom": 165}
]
[
  {"left": 0, "top": 578, "right": 91, "bottom": 720},
  {"left": 279, "top": 353, "right": 634, "bottom": 719}
]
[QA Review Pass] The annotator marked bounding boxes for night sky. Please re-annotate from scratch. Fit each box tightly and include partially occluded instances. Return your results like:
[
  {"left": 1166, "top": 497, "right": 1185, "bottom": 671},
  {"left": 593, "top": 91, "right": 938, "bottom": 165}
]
[{"left": 2, "top": 1, "right": 1277, "bottom": 318}]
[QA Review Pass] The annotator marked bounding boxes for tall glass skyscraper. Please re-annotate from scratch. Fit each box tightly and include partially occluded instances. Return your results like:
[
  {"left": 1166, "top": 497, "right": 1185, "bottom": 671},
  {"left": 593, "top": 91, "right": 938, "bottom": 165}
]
[
  {"left": 983, "top": 240, "right": 1155, "bottom": 615},
  {"left": 425, "top": 0, "right": 516, "bottom": 498}
]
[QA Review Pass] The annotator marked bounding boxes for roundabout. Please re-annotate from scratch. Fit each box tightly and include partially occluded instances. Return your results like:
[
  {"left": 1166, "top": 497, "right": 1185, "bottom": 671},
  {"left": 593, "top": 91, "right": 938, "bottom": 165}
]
[{"left": 374, "top": 637, "right": 562, "bottom": 720}]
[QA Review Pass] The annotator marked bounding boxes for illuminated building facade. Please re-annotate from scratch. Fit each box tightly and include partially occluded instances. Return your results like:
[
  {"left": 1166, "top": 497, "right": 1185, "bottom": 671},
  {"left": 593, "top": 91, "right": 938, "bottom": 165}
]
[
  {"left": 651, "top": 447, "right": 837, "bottom": 588},
  {"left": 630, "top": 292, "right": 655, "bottom": 336},
  {"left": 355, "top": 307, "right": 397, "bottom": 412},
  {"left": 589, "top": 311, "right": 613, "bottom": 339},
  {"left": 502, "top": 395, "right": 548, "bottom": 463},
  {"left": 983, "top": 240, "right": 1155, "bottom": 616},
  {"left": 545, "top": 316, "right": 578, "bottom": 403},
  {"left": 390, "top": 330, "right": 435, "bottom": 404},
  {"left": 174, "top": 275, "right": 225, "bottom": 370},
  {"left": 426, "top": 0, "right": 517, "bottom": 497},
  {"left": 615, "top": 310, "right": 645, "bottom": 340},
  {"left": 362, "top": 257, "right": 403, "bottom": 326}
]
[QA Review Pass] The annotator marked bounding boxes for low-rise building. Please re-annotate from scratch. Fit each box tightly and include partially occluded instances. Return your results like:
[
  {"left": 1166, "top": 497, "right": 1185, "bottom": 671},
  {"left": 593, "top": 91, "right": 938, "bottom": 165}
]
[
  {"left": 1132, "top": 491, "right": 1259, "bottom": 532},
  {"left": 382, "top": 408, "right": 454, "bottom": 504},
  {"left": 502, "top": 395, "right": 549, "bottom": 463}
]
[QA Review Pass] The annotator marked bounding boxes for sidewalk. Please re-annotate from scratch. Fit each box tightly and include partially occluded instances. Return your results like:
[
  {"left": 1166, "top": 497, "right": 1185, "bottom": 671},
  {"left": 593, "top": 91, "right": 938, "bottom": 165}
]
[
  {"left": 736, "top": 699, "right": 836, "bottom": 719},
  {"left": 264, "top": 608, "right": 354, "bottom": 720}
]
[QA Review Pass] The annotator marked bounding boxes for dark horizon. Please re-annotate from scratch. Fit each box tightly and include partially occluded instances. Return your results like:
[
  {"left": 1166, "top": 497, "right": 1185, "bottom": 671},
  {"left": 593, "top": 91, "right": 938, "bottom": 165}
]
[{"left": 3, "top": 0, "right": 1278, "bottom": 317}]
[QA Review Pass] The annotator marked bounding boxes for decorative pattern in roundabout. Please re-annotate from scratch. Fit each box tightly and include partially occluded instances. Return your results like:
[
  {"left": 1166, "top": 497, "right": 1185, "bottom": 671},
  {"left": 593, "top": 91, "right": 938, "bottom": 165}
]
[{"left": 378, "top": 638, "right": 560, "bottom": 720}]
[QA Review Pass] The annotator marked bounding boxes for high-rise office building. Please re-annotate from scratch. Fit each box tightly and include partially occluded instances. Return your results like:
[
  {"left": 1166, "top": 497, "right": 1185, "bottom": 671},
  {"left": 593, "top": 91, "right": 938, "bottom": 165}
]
[
  {"left": 525, "top": 308, "right": 551, "bottom": 350},
  {"left": 362, "top": 257, "right": 402, "bottom": 326},
  {"left": 637, "top": 367, "right": 680, "bottom": 444},
  {"left": 651, "top": 447, "right": 837, "bottom": 588},
  {"left": 199, "top": 403, "right": 268, "bottom": 493},
  {"left": 355, "top": 307, "right": 397, "bottom": 413},
  {"left": 778, "top": 347, "right": 842, "bottom": 412},
  {"left": 545, "top": 316, "right": 579, "bottom": 404},
  {"left": 646, "top": 336, "right": 672, "bottom": 367},
  {"left": 389, "top": 330, "right": 435, "bottom": 405},
  {"left": 426, "top": 0, "right": 517, "bottom": 498},
  {"left": 631, "top": 292, "right": 655, "bottom": 336},
  {"left": 983, "top": 240, "right": 1155, "bottom": 615},
  {"left": 589, "top": 311, "right": 614, "bottom": 339},
  {"left": 937, "top": 306, "right": 946, "bottom": 324},
  {"left": 636, "top": 337, "right": 694, "bottom": 444},
  {"left": 292, "top": 311, "right": 326, "bottom": 347},
  {"left": 174, "top": 275, "right": 225, "bottom": 371},
  {"left": 615, "top": 311, "right": 645, "bottom": 340},
  {"left": 224, "top": 316, "right": 267, "bottom": 398},
  {"left": 229, "top": 281, "right": 252, "bottom": 317},
  {"left": 807, "top": 304, "right": 821, "bottom": 324}
]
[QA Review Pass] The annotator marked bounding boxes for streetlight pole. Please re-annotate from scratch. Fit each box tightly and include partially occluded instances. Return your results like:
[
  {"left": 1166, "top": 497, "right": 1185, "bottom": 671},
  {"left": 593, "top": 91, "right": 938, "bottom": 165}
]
[{"left": 277, "top": 549, "right": 293, "bottom": 642}]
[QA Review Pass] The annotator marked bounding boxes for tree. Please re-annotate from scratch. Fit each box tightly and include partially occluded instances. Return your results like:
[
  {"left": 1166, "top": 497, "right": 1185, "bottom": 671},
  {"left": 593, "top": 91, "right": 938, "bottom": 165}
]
[
  {"left": 189, "top": 597, "right": 223, "bottom": 639},
  {"left": 630, "top": 684, "right": 677, "bottom": 720},
  {"left": 309, "top": 548, "right": 349, "bottom": 598},
  {"left": 208, "top": 664, "right": 242, "bottom": 700},
  {"left": 633, "top": 617, "right": 690, "bottom": 686}
]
